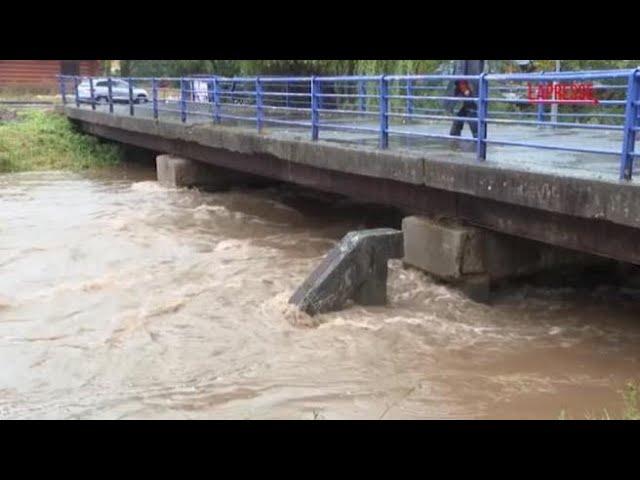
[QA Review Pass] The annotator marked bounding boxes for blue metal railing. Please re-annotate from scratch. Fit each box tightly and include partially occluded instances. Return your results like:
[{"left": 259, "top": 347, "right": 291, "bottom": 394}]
[{"left": 59, "top": 69, "right": 640, "bottom": 180}]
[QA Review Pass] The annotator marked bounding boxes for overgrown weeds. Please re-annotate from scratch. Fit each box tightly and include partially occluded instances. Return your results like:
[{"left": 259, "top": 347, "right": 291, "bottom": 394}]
[{"left": 0, "top": 109, "right": 121, "bottom": 173}]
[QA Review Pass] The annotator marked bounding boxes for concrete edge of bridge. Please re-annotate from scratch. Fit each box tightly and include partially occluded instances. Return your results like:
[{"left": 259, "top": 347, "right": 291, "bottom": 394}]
[{"left": 65, "top": 106, "right": 640, "bottom": 233}]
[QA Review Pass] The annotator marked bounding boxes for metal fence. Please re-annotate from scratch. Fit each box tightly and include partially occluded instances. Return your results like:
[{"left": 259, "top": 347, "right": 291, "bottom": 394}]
[{"left": 59, "top": 69, "right": 640, "bottom": 180}]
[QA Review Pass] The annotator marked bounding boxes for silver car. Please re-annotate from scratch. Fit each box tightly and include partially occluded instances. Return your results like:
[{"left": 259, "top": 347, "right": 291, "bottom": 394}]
[{"left": 76, "top": 78, "right": 149, "bottom": 104}]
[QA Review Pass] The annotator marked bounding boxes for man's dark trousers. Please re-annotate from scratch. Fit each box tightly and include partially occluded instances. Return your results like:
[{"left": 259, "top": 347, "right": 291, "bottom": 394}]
[{"left": 450, "top": 100, "right": 478, "bottom": 138}]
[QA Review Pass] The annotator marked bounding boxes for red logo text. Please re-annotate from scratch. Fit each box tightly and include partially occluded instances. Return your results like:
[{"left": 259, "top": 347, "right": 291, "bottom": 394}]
[{"left": 527, "top": 82, "right": 599, "bottom": 105}]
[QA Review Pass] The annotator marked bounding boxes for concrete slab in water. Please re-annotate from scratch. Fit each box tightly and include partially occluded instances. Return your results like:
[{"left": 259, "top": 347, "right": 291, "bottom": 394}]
[{"left": 289, "top": 228, "right": 404, "bottom": 315}]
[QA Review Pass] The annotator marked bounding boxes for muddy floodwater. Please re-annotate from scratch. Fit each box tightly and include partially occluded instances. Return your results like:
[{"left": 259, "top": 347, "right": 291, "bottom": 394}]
[{"left": 2, "top": 164, "right": 640, "bottom": 419}]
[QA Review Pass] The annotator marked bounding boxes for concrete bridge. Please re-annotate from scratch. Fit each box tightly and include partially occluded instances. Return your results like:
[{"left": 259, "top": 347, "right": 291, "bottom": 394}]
[{"left": 59, "top": 70, "right": 640, "bottom": 297}]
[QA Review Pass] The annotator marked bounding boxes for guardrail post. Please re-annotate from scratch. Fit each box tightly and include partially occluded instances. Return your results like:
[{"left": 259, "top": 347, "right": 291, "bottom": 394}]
[
  {"left": 285, "top": 81, "right": 291, "bottom": 108},
  {"left": 152, "top": 78, "right": 158, "bottom": 120},
  {"left": 74, "top": 76, "right": 80, "bottom": 107},
  {"left": 379, "top": 75, "right": 389, "bottom": 149},
  {"left": 536, "top": 101, "right": 545, "bottom": 125},
  {"left": 207, "top": 77, "right": 214, "bottom": 123},
  {"left": 256, "top": 77, "right": 263, "bottom": 133},
  {"left": 311, "top": 76, "right": 319, "bottom": 141},
  {"left": 358, "top": 80, "right": 366, "bottom": 112},
  {"left": 213, "top": 77, "right": 221, "bottom": 123},
  {"left": 317, "top": 80, "right": 324, "bottom": 110},
  {"left": 59, "top": 76, "right": 67, "bottom": 105},
  {"left": 620, "top": 69, "right": 639, "bottom": 180},
  {"left": 107, "top": 76, "right": 114, "bottom": 114},
  {"left": 89, "top": 77, "right": 95, "bottom": 111},
  {"left": 536, "top": 73, "right": 545, "bottom": 126},
  {"left": 128, "top": 77, "right": 134, "bottom": 116},
  {"left": 476, "top": 73, "right": 488, "bottom": 161},
  {"left": 406, "top": 79, "right": 413, "bottom": 116},
  {"left": 180, "top": 78, "right": 187, "bottom": 123}
]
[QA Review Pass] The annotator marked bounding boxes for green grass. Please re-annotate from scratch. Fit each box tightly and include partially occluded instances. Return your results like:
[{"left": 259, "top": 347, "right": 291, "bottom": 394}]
[
  {"left": 0, "top": 108, "right": 122, "bottom": 173},
  {"left": 620, "top": 381, "right": 640, "bottom": 420},
  {"left": 559, "top": 381, "right": 640, "bottom": 420}
]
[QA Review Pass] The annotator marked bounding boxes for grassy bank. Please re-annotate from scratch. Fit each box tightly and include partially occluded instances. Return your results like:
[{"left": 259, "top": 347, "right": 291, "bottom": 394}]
[
  {"left": 0, "top": 108, "right": 122, "bottom": 173},
  {"left": 559, "top": 381, "right": 640, "bottom": 420}
]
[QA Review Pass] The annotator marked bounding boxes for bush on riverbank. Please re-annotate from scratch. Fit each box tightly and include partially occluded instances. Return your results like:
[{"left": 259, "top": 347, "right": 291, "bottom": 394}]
[{"left": 0, "top": 108, "right": 122, "bottom": 173}]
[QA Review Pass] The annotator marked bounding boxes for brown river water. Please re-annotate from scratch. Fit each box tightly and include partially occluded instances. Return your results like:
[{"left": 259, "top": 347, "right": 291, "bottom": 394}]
[{"left": 2, "top": 163, "right": 640, "bottom": 419}]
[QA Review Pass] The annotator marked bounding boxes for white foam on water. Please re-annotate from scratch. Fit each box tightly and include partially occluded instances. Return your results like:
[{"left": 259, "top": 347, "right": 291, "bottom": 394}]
[
  {"left": 106, "top": 296, "right": 187, "bottom": 346},
  {"left": 260, "top": 291, "right": 319, "bottom": 328},
  {"left": 130, "top": 181, "right": 166, "bottom": 192},
  {"left": 194, "top": 204, "right": 231, "bottom": 216}
]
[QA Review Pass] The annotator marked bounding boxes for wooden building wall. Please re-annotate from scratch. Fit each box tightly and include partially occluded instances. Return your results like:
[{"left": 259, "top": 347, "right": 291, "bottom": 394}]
[{"left": 0, "top": 60, "right": 102, "bottom": 88}]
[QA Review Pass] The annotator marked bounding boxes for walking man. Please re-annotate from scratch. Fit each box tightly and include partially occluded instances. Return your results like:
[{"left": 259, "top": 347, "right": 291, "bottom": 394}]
[{"left": 444, "top": 60, "right": 485, "bottom": 138}]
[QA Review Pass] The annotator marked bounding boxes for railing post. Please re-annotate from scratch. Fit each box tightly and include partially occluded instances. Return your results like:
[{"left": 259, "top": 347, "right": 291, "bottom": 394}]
[
  {"left": 311, "top": 76, "right": 319, "bottom": 141},
  {"left": 406, "top": 79, "right": 413, "bottom": 116},
  {"left": 358, "top": 80, "right": 366, "bottom": 112},
  {"left": 476, "top": 73, "right": 488, "bottom": 161},
  {"left": 89, "top": 77, "right": 95, "bottom": 111},
  {"left": 107, "top": 76, "right": 114, "bottom": 114},
  {"left": 285, "top": 81, "right": 291, "bottom": 108},
  {"left": 256, "top": 76, "right": 263, "bottom": 133},
  {"left": 74, "top": 76, "right": 80, "bottom": 107},
  {"left": 59, "top": 76, "right": 67, "bottom": 105},
  {"left": 379, "top": 75, "right": 389, "bottom": 149},
  {"left": 620, "top": 69, "right": 640, "bottom": 180},
  {"left": 128, "top": 77, "right": 134, "bottom": 116},
  {"left": 180, "top": 78, "right": 187, "bottom": 123},
  {"left": 536, "top": 72, "right": 545, "bottom": 126},
  {"left": 536, "top": 101, "right": 545, "bottom": 125},
  {"left": 213, "top": 77, "right": 221, "bottom": 123},
  {"left": 207, "top": 77, "right": 215, "bottom": 123},
  {"left": 152, "top": 78, "right": 158, "bottom": 120},
  {"left": 317, "top": 80, "right": 324, "bottom": 110}
]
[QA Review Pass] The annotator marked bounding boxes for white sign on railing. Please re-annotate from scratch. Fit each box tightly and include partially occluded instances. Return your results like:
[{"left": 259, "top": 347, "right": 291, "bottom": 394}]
[{"left": 193, "top": 80, "right": 209, "bottom": 102}]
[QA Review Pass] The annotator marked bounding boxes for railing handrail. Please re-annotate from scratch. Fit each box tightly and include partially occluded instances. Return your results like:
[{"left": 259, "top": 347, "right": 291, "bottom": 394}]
[{"left": 58, "top": 68, "right": 640, "bottom": 181}]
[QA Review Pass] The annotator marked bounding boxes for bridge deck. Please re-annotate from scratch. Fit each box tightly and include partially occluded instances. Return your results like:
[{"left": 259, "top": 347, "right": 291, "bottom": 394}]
[{"left": 72, "top": 101, "right": 634, "bottom": 184}]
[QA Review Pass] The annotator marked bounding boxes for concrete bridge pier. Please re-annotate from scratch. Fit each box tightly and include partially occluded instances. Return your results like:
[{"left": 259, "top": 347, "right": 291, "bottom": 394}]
[
  {"left": 156, "top": 154, "right": 269, "bottom": 190},
  {"left": 402, "top": 216, "right": 603, "bottom": 302}
]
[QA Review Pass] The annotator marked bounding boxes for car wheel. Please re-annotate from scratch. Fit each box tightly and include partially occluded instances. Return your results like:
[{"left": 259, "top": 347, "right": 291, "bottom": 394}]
[
  {"left": 137, "top": 95, "right": 148, "bottom": 104},
  {"left": 96, "top": 96, "right": 109, "bottom": 105}
]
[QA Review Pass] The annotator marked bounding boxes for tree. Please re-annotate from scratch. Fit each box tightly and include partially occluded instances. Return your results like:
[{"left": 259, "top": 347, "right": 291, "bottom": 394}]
[{"left": 112, "top": 60, "right": 640, "bottom": 78}]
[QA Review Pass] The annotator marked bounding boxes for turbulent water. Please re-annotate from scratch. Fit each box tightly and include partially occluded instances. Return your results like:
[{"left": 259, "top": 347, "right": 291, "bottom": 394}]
[{"left": 2, "top": 163, "right": 640, "bottom": 419}]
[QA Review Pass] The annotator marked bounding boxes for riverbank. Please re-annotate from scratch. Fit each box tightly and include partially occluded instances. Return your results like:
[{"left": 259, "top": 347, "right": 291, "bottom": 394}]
[{"left": 0, "top": 107, "right": 122, "bottom": 173}]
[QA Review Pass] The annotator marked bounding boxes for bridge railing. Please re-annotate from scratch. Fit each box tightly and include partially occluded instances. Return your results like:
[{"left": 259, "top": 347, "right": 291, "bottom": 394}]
[{"left": 59, "top": 69, "right": 640, "bottom": 180}]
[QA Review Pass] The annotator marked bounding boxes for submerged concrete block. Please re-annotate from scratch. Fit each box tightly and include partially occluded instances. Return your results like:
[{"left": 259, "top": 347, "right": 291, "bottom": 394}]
[
  {"left": 156, "top": 154, "right": 266, "bottom": 190},
  {"left": 289, "top": 228, "right": 404, "bottom": 316}
]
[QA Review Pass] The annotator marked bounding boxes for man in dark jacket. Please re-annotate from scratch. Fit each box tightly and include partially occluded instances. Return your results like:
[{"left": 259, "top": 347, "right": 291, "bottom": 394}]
[{"left": 443, "top": 60, "right": 485, "bottom": 138}]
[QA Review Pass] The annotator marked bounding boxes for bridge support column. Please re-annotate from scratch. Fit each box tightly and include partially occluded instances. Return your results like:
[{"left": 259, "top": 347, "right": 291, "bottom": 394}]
[
  {"left": 156, "top": 154, "right": 267, "bottom": 190},
  {"left": 402, "top": 215, "right": 600, "bottom": 302}
]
